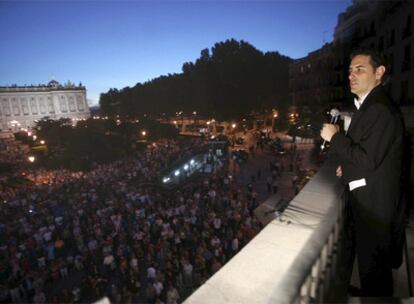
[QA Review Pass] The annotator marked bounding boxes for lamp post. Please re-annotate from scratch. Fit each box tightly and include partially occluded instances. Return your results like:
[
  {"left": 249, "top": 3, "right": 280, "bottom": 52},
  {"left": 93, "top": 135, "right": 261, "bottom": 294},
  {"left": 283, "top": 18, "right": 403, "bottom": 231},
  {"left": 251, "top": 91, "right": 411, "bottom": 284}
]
[{"left": 272, "top": 109, "right": 279, "bottom": 132}]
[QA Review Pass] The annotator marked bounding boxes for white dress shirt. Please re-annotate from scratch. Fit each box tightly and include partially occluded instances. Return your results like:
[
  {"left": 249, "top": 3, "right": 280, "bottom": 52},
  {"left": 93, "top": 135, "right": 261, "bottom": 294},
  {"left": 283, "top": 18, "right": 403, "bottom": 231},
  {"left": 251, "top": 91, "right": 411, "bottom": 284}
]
[{"left": 349, "top": 92, "right": 369, "bottom": 191}]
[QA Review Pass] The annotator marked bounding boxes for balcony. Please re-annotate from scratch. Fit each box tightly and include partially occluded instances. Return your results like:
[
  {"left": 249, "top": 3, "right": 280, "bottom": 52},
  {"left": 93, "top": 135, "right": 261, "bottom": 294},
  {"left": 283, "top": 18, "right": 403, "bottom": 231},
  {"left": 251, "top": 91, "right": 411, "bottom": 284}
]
[{"left": 184, "top": 159, "right": 413, "bottom": 303}]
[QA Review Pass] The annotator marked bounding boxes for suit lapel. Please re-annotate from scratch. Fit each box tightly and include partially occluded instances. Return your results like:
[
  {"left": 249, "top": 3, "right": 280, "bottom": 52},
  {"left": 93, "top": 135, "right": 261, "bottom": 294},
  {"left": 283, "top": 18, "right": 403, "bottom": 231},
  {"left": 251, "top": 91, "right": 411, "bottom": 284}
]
[
  {"left": 347, "top": 102, "right": 365, "bottom": 135},
  {"left": 346, "top": 86, "right": 383, "bottom": 136}
]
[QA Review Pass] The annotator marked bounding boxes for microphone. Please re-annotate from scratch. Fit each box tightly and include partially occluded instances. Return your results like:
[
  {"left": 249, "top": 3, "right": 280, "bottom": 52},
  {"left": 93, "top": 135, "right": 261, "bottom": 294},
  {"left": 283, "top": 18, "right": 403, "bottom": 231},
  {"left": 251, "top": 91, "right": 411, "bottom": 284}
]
[
  {"left": 263, "top": 209, "right": 282, "bottom": 217},
  {"left": 321, "top": 108, "right": 340, "bottom": 151},
  {"left": 264, "top": 209, "right": 276, "bottom": 216}
]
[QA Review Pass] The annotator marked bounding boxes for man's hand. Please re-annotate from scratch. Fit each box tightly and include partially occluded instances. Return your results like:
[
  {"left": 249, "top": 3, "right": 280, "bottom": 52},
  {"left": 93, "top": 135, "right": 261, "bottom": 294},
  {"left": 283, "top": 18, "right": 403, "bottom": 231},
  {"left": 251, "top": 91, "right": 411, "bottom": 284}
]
[
  {"left": 336, "top": 165, "right": 342, "bottom": 177},
  {"left": 320, "top": 124, "right": 339, "bottom": 142}
]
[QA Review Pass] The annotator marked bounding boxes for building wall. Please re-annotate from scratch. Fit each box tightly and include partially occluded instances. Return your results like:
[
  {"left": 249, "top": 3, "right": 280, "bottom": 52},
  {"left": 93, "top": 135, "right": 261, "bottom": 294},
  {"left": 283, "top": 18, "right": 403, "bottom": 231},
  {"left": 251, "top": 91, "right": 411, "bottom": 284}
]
[
  {"left": 333, "top": 0, "right": 414, "bottom": 105},
  {"left": 289, "top": 43, "right": 339, "bottom": 113},
  {"left": 289, "top": 0, "right": 414, "bottom": 111},
  {"left": 0, "top": 83, "right": 90, "bottom": 131}
]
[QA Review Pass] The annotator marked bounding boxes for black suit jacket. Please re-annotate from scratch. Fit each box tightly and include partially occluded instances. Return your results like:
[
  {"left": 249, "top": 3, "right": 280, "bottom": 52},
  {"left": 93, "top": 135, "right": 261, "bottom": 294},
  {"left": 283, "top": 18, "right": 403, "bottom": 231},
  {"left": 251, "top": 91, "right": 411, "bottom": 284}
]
[{"left": 330, "top": 85, "right": 404, "bottom": 229}]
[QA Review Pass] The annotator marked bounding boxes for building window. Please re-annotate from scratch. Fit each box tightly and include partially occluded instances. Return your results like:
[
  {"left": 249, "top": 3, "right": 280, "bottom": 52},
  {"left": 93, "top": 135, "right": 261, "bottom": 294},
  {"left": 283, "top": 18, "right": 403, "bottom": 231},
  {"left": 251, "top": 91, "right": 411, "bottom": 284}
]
[
  {"left": 21, "top": 98, "right": 29, "bottom": 115},
  {"left": 402, "top": 44, "right": 411, "bottom": 72},
  {"left": 12, "top": 100, "right": 20, "bottom": 116},
  {"left": 47, "top": 97, "right": 55, "bottom": 114},
  {"left": 400, "top": 80, "right": 408, "bottom": 104},
  {"left": 388, "top": 53, "right": 394, "bottom": 75},
  {"left": 39, "top": 100, "right": 46, "bottom": 114},
  {"left": 60, "top": 99, "right": 68, "bottom": 113},
  {"left": 67, "top": 96, "right": 75, "bottom": 112},
  {"left": 402, "top": 15, "right": 412, "bottom": 39},
  {"left": 369, "top": 21, "right": 376, "bottom": 36},
  {"left": 30, "top": 98, "right": 38, "bottom": 114},
  {"left": 2, "top": 99, "right": 10, "bottom": 116},
  {"left": 378, "top": 36, "right": 384, "bottom": 51}
]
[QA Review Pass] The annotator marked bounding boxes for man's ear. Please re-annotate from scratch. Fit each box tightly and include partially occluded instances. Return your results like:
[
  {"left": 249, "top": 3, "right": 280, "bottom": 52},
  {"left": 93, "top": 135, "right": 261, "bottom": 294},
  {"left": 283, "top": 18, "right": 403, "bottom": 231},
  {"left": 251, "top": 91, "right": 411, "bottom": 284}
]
[{"left": 375, "top": 65, "right": 386, "bottom": 81}]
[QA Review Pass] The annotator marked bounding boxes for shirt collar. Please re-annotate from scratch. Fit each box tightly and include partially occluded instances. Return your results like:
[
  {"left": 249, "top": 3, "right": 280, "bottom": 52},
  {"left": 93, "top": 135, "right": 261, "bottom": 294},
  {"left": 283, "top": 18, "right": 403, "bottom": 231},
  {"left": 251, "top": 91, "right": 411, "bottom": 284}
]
[{"left": 354, "top": 92, "right": 369, "bottom": 110}]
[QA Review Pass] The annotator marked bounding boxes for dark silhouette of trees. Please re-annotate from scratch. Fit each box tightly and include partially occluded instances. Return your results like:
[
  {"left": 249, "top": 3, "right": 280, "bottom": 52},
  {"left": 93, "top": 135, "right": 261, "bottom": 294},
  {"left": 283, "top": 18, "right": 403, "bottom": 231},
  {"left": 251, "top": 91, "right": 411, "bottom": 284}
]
[
  {"left": 100, "top": 39, "right": 292, "bottom": 120},
  {"left": 32, "top": 117, "right": 178, "bottom": 170}
]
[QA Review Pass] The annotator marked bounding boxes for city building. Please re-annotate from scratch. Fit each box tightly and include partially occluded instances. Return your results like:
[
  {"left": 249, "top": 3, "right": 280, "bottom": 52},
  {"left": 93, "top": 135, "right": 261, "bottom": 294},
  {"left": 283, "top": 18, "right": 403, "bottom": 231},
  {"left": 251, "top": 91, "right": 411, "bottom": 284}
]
[
  {"left": 0, "top": 80, "right": 90, "bottom": 132},
  {"left": 334, "top": 0, "right": 414, "bottom": 106},
  {"left": 289, "top": 0, "right": 414, "bottom": 116},
  {"left": 289, "top": 43, "right": 340, "bottom": 113}
]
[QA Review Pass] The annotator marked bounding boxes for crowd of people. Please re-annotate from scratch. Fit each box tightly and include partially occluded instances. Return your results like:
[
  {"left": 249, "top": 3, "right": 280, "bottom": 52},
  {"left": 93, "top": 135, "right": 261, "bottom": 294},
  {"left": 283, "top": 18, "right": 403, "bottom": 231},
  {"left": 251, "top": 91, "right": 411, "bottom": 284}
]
[
  {"left": 0, "top": 132, "right": 30, "bottom": 167},
  {"left": 0, "top": 137, "right": 264, "bottom": 303}
]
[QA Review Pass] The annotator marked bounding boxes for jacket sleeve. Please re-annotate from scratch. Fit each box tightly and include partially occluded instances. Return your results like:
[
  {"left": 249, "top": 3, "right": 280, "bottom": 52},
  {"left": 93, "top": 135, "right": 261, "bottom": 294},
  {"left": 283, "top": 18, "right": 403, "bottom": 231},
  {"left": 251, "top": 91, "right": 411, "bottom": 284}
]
[{"left": 330, "top": 103, "right": 396, "bottom": 182}]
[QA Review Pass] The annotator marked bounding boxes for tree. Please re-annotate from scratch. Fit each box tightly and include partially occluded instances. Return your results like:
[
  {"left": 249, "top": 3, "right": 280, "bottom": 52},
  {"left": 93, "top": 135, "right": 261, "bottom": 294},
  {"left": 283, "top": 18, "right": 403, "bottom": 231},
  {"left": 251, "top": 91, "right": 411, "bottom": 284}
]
[{"left": 99, "top": 39, "right": 292, "bottom": 120}]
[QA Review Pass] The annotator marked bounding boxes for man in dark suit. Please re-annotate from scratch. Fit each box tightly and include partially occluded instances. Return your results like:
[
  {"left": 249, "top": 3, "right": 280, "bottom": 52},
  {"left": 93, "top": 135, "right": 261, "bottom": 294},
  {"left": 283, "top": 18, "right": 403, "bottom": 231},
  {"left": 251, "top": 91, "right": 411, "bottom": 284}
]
[{"left": 321, "top": 48, "right": 404, "bottom": 296}]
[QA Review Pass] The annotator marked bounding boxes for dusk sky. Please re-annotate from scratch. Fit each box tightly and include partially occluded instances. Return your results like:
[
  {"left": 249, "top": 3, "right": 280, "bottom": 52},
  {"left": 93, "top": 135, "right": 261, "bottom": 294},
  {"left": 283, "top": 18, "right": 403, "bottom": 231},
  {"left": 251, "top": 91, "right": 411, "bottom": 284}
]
[{"left": 0, "top": 0, "right": 352, "bottom": 106}]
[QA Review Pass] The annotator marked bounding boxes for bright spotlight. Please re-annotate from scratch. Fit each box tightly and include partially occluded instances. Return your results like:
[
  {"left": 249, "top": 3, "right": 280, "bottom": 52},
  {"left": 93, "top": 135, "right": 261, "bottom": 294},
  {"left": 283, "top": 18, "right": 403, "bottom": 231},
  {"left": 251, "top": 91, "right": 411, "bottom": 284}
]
[{"left": 174, "top": 170, "right": 180, "bottom": 176}]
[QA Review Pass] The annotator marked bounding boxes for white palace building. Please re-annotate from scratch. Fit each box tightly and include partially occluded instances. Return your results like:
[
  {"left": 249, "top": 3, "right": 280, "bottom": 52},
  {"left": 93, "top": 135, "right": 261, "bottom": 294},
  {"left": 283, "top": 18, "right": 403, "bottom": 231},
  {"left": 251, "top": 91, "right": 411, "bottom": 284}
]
[{"left": 0, "top": 80, "right": 90, "bottom": 132}]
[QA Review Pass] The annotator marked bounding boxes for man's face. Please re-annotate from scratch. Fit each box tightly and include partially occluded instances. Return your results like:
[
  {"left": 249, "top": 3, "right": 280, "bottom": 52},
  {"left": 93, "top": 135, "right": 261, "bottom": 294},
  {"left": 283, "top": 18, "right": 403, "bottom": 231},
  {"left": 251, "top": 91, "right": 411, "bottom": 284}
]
[{"left": 348, "top": 54, "right": 383, "bottom": 98}]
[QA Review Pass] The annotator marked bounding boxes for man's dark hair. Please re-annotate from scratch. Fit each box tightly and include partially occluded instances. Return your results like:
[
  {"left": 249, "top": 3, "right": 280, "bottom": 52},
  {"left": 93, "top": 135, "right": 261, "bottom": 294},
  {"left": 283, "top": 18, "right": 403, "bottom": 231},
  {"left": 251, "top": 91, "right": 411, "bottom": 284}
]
[{"left": 350, "top": 48, "right": 390, "bottom": 84}]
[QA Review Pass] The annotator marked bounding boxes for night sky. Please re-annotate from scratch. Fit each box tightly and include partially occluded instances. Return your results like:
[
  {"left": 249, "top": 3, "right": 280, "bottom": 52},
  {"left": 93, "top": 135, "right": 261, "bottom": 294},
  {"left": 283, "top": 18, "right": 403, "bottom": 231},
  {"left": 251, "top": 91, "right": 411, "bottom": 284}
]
[{"left": 0, "top": 0, "right": 352, "bottom": 105}]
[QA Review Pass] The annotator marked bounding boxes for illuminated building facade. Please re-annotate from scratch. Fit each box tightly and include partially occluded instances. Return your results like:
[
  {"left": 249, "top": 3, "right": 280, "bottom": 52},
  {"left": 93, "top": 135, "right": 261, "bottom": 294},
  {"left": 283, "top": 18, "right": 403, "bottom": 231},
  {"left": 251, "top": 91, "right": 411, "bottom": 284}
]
[{"left": 0, "top": 80, "right": 90, "bottom": 131}]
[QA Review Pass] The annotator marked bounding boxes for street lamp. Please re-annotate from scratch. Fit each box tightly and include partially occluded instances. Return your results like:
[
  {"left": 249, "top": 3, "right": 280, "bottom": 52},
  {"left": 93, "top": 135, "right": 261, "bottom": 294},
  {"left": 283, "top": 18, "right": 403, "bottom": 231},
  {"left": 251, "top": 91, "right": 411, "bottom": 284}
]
[
  {"left": 272, "top": 109, "right": 279, "bottom": 131},
  {"left": 40, "top": 140, "right": 45, "bottom": 145},
  {"left": 28, "top": 156, "right": 35, "bottom": 163},
  {"left": 141, "top": 130, "right": 147, "bottom": 137}
]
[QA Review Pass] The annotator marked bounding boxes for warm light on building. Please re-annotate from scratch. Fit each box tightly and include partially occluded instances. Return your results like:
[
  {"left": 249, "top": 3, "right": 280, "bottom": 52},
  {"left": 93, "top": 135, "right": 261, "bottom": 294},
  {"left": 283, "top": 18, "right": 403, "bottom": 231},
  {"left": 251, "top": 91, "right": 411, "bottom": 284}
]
[{"left": 28, "top": 156, "right": 35, "bottom": 163}]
